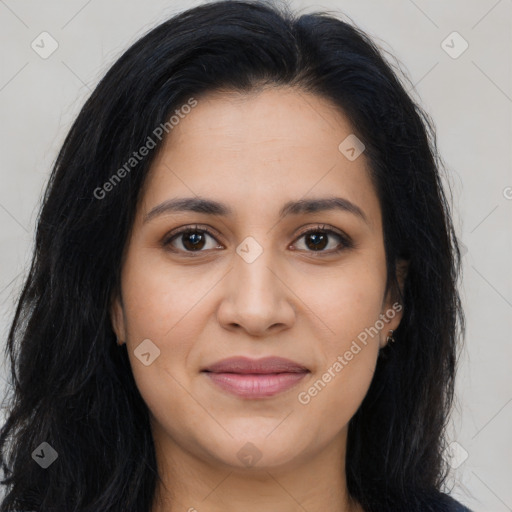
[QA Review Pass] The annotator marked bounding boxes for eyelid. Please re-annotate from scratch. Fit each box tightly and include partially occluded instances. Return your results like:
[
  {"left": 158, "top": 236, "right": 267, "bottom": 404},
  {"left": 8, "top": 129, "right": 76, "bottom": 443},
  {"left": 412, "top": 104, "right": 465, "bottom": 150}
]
[
  {"left": 162, "top": 223, "right": 223, "bottom": 245},
  {"left": 293, "top": 224, "right": 349, "bottom": 242},
  {"left": 291, "top": 224, "right": 354, "bottom": 252}
]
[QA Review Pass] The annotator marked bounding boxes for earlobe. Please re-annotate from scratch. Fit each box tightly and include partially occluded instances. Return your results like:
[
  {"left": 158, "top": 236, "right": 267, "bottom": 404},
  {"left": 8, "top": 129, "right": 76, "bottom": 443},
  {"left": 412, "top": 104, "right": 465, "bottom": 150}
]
[{"left": 380, "top": 258, "right": 409, "bottom": 349}]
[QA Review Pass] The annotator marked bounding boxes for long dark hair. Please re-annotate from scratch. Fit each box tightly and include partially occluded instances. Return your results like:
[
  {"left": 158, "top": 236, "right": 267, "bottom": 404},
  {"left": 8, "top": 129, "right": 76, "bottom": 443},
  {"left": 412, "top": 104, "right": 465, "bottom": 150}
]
[{"left": 0, "top": 1, "right": 465, "bottom": 511}]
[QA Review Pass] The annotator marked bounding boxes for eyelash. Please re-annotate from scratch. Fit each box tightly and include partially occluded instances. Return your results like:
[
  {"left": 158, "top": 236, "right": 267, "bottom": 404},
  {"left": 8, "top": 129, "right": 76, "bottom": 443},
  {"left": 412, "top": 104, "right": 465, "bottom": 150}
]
[{"left": 162, "top": 224, "right": 354, "bottom": 257}]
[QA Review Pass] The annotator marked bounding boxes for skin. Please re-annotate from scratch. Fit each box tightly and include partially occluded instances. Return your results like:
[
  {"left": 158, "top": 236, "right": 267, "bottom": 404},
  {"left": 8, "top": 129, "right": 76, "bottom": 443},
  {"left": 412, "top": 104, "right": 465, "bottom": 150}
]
[{"left": 111, "top": 86, "right": 408, "bottom": 512}]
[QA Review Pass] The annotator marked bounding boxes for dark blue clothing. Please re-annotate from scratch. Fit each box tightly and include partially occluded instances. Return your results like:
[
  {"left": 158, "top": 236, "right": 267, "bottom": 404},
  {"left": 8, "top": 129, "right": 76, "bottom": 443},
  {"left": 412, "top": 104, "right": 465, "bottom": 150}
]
[
  {"left": 451, "top": 498, "right": 473, "bottom": 511},
  {"left": 353, "top": 491, "right": 473, "bottom": 511},
  {"left": 426, "top": 492, "right": 473, "bottom": 511},
  {"left": 389, "top": 492, "right": 473, "bottom": 511}
]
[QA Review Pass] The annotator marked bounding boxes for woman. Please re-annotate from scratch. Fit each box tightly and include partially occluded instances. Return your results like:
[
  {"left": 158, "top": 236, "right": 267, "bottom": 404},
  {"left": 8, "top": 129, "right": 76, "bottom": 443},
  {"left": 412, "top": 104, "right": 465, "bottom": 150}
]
[{"left": 0, "top": 1, "right": 471, "bottom": 511}]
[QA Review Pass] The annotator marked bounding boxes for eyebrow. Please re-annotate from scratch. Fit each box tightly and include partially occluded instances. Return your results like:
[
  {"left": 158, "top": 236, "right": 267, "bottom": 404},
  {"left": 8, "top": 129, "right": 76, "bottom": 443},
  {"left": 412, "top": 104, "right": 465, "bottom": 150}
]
[{"left": 143, "top": 196, "right": 369, "bottom": 225}]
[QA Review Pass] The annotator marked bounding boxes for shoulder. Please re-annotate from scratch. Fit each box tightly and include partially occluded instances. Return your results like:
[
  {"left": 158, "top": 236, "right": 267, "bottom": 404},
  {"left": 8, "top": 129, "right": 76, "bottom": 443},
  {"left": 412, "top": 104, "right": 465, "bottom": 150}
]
[
  {"left": 381, "top": 490, "right": 474, "bottom": 512},
  {"left": 450, "top": 499, "right": 473, "bottom": 512},
  {"left": 436, "top": 492, "right": 473, "bottom": 512},
  {"left": 448, "top": 500, "right": 473, "bottom": 512},
  {"left": 420, "top": 491, "right": 474, "bottom": 512}
]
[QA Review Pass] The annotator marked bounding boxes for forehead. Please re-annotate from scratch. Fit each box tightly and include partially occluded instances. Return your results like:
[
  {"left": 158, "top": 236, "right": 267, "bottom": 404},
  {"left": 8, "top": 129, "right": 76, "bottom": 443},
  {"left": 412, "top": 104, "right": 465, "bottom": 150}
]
[
  {"left": 140, "top": 86, "right": 381, "bottom": 230},
  {"left": 165, "top": 86, "right": 355, "bottom": 155}
]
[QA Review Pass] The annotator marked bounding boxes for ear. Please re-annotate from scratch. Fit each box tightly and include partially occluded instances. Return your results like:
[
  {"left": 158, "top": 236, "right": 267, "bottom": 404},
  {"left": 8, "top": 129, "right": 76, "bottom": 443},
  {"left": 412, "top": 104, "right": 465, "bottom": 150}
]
[
  {"left": 379, "top": 258, "right": 409, "bottom": 348},
  {"left": 394, "top": 258, "right": 409, "bottom": 301},
  {"left": 110, "top": 291, "right": 126, "bottom": 345}
]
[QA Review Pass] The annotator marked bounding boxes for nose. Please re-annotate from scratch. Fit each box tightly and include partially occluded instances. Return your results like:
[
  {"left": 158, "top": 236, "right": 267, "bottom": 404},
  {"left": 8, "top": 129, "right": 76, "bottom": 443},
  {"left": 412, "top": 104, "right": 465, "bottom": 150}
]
[{"left": 216, "top": 244, "right": 296, "bottom": 337}]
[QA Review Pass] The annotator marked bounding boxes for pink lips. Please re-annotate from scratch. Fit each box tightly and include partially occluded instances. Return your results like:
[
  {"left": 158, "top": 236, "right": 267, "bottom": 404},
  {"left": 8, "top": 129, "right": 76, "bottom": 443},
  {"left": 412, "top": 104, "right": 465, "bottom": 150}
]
[{"left": 201, "top": 356, "right": 309, "bottom": 398}]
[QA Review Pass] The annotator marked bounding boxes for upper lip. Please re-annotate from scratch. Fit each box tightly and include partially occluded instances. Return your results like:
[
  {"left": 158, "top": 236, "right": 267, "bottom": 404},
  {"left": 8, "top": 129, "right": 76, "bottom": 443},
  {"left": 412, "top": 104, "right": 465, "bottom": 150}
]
[{"left": 201, "top": 356, "right": 309, "bottom": 374}]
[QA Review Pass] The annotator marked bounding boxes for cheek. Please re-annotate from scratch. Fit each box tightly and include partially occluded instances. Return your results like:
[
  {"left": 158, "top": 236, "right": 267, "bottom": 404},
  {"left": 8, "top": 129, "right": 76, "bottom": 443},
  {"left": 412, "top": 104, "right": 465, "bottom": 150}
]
[
  {"left": 296, "top": 344, "right": 379, "bottom": 446},
  {"left": 119, "top": 253, "right": 213, "bottom": 414},
  {"left": 120, "top": 249, "right": 215, "bottom": 341},
  {"left": 295, "top": 259, "right": 386, "bottom": 345},
  {"left": 120, "top": 286, "right": 207, "bottom": 443},
  {"left": 297, "top": 283, "right": 384, "bottom": 437},
  {"left": 293, "top": 263, "right": 385, "bottom": 427}
]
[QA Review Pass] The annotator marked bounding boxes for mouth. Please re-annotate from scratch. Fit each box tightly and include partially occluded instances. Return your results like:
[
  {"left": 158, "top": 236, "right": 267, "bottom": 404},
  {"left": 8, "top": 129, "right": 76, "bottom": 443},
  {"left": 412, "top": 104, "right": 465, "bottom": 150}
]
[{"left": 201, "top": 356, "right": 310, "bottom": 399}]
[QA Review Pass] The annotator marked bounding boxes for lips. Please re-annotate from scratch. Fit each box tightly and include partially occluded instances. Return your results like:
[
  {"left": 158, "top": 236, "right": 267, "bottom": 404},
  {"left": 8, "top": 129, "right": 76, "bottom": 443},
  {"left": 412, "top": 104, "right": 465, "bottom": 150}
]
[
  {"left": 202, "top": 356, "right": 309, "bottom": 374},
  {"left": 201, "top": 356, "right": 309, "bottom": 398}
]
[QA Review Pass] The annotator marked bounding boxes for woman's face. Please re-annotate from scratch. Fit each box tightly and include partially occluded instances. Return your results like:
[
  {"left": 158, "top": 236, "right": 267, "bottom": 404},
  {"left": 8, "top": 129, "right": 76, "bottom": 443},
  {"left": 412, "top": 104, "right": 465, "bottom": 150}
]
[{"left": 111, "top": 87, "right": 405, "bottom": 471}]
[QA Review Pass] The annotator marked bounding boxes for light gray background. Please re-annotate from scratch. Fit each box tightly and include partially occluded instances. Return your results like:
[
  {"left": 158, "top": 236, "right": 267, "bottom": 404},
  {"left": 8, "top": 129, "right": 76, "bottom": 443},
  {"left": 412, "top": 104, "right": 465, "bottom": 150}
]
[{"left": 0, "top": 1, "right": 511, "bottom": 511}]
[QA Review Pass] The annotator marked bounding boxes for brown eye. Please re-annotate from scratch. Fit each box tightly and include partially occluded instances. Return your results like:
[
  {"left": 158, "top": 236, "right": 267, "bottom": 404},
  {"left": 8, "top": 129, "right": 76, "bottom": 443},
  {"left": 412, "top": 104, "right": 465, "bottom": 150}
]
[
  {"left": 304, "top": 232, "right": 329, "bottom": 251},
  {"left": 163, "top": 226, "right": 222, "bottom": 253},
  {"left": 179, "top": 230, "right": 208, "bottom": 251},
  {"left": 162, "top": 224, "right": 353, "bottom": 257},
  {"left": 293, "top": 225, "right": 353, "bottom": 254}
]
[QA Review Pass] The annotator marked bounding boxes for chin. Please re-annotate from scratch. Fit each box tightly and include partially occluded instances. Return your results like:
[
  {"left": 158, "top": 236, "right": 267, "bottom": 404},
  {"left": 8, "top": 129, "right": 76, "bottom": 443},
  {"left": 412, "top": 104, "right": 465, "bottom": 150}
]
[{"left": 196, "top": 425, "right": 309, "bottom": 470}]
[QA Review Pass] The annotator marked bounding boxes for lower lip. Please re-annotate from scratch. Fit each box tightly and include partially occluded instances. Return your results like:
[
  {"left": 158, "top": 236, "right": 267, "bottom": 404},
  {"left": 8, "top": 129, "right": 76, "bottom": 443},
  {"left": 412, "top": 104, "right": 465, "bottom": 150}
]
[{"left": 203, "top": 372, "right": 308, "bottom": 398}]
